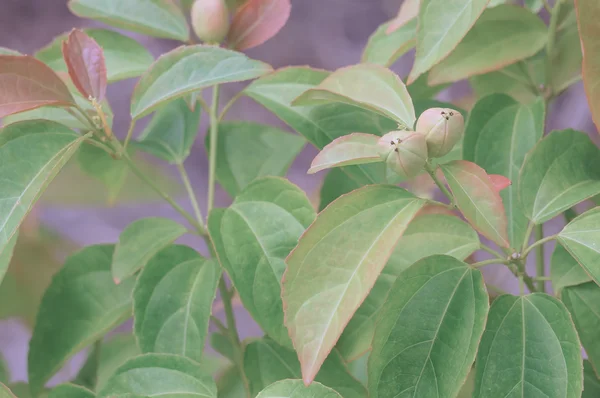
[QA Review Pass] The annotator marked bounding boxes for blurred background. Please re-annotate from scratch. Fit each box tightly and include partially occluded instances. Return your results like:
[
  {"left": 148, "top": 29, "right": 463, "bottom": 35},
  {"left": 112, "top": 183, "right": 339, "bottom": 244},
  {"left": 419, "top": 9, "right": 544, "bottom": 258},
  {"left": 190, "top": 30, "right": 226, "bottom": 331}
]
[{"left": 0, "top": 0, "right": 596, "bottom": 389}]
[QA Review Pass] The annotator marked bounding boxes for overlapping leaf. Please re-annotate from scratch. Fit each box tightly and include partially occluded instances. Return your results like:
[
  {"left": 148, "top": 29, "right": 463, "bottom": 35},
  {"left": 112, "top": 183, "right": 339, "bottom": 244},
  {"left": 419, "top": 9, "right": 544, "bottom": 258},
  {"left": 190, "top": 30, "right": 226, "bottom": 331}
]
[
  {"left": 0, "top": 384, "right": 16, "bottom": 398},
  {"left": 62, "top": 29, "right": 107, "bottom": 101},
  {"left": 575, "top": 0, "right": 600, "bottom": 132},
  {"left": 551, "top": 2, "right": 582, "bottom": 94},
  {"left": 558, "top": 207, "right": 600, "bottom": 285},
  {"left": 362, "top": 18, "right": 417, "bottom": 67},
  {"left": 227, "top": 0, "right": 291, "bottom": 50},
  {"left": 282, "top": 185, "right": 424, "bottom": 383},
  {"left": 551, "top": 243, "right": 592, "bottom": 294},
  {"left": 309, "top": 133, "right": 381, "bottom": 174},
  {"left": 256, "top": 380, "right": 342, "bottom": 398},
  {"left": 48, "top": 384, "right": 94, "bottom": 398}
]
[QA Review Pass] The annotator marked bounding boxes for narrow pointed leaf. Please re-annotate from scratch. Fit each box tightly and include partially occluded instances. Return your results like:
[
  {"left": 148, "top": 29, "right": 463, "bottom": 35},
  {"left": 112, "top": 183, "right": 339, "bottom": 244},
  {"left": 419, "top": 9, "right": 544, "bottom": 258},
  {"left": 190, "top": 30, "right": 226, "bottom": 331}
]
[
  {"left": 369, "top": 255, "right": 489, "bottom": 398},
  {"left": 256, "top": 380, "right": 342, "bottom": 398},
  {"left": 282, "top": 185, "right": 424, "bottom": 383},
  {"left": 0, "top": 55, "right": 74, "bottom": 117},
  {"left": 429, "top": 5, "right": 547, "bottom": 84},
  {"left": 206, "top": 121, "right": 305, "bottom": 196},
  {"left": 98, "top": 353, "right": 217, "bottom": 398},
  {"left": 520, "top": 129, "right": 600, "bottom": 224},
  {"left": 36, "top": 29, "right": 154, "bottom": 83},
  {"left": 133, "top": 245, "right": 220, "bottom": 362},
  {"left": 28, "top": 245, "right": 136, "bottom": 396},
  {"left": 575, "top": 0, "right": 600, "bottom": 132},
  {"left": 135, "top": 98, "right": 202, "bottom": 164},
  {"left": 441, "top": 160, "right": 510, "bottom": 247},
  {"left": 292, "top": 64, "right": 415, "bottom": 128},
  {"left": 408, "top": 0, "right": 490, "bottom": 83},
  {"left": 244, "top": 67, "right": 397, "bottom": 185},
  {"left": 309, "top": 133, "right": 381, "bottom": 174},
  {"left": 244, "top": 338, "right": 365, "bottom": 398},
  {"left": 551, "top": 243, "right": 592, "bottom": 294},
  {"left": 474, "top": 294, "right": 583, "bottom": 398},
  {"left": 464, "top": 94, "right": 544, "bottom": 247},
  {"left": 0, "top": 384, "right": 16, "bottom": 398},
  {"left": 228, "top": 0, "right": 291, "bottom": 50},
  {"left": 562, "top": 282, "right": 600, "bottom": 376},
  {"left": 67, "top": 0, "right": 189, "bottom": 41},
  {"left": 362, "top": 18, "right": 417, "bottom": 67},
  {"left": 338, "top": 214, "right": 479, "bottom": 360},
  {"left": 49, "top": 384, "right": 94, "bottom": 398},
  {"left": 558, "top": 207, "right": 600, "bottom": 285},
  {"left": 584, "top": 361, "right": 600, "bottom": 397},
  {"left": 112, "top": 217, "right": 188, "bottom": 283},
  {"left": 386, "top": 0, "right": 419, "bottom": 33},
  {"left": 131, "top": 45, "right": 272, "bottom": 118},
  {"left": 0, "top": 123, "right": 84, "bottom": 271},
  {"left": 62, "top": 29, "right": 107, "bottom": 101},
  {"left": 209, "top": 177, "right": 315, "bottom": 346}
]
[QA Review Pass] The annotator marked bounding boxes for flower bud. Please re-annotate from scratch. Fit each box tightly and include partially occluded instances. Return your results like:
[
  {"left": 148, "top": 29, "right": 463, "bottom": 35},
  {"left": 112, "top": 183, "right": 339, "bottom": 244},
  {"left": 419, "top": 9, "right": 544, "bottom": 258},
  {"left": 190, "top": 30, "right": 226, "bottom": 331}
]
[
  {"left": 191, "top": 0, "right": 230, "bottom": 44},
  {"left": 378, "top": 130, "right": 427, "bottom": 179},
  {"left": 415, "top": 108, "right": 464, "bottom": 158}
]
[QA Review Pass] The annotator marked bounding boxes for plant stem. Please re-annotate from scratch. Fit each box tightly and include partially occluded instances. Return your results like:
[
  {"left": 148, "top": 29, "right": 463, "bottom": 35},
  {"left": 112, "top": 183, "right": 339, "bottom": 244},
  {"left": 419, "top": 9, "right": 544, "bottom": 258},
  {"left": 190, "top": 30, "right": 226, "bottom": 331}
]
[
  {"left": 521, "top": 222, "right": 535, "bottom": 252},
  {"left": 210, "top": 315, "right": 228, "bottom": 334},
  {"left": 207, "top": 85, "right": 221, "bottom": 214},
  {"left": 480, "top": 244, "right": 505, "bottom": 259},
  {"left": 176, "top": 163, "right": 205, "bottom": 230},
  {"left": 219, "top": 91, "right": 244, "bottom": 121},
  {"left": 123, "top": 120, "right": 137, "bottom": 151},
  {"left": 522, "top": 233, "right": 558, "bottom": 258},
  {"left": 472, "top": 258, "right": 508, "bottom": 268},
  {"left": 534, "top": 224, "right": 546, "bottom": 292},
  {"left": 533, "top": 276, "right": 551, "bottom": 281},
  {"left": 424, "top": 162, "right": 454, "bottom": 206},
  {"left": 542, "top": 0, "right": 552, "bottom": 13}
]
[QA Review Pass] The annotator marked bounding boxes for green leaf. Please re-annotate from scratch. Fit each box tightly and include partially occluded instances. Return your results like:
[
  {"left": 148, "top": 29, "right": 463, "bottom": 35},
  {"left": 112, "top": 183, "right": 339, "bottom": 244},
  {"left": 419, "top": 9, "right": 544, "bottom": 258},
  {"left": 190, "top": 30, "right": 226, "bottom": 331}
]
[
  {"left": 318, "top": 169, "right": 362, "bottom": 212},
  {"left": 0, "top": 122, "right": 84, "bottom": 272},
  {"left": 67, "top": 0, "right": 189, "bottom": 41},
  {"left": 0, "top": 353, "right": 9, "bottom": 385},
  {"left": 441, "top": 160, "right": 510, "bottom": 248},
  {"left": 256, "top": 380, "right": 342, "bottom": 398},
  {"left": 463, "top": 94, "right": 544, "bottom": 247},
  {"left": 206, "top": 121, "right": 305, "bottom": 196},
  {"left": 244, "top": 338, "right": 366, "bottom": 398},
  {"left": 112, "top": 217, "right": 188, "bottom": 283},
  {"left": 429, "top": 5, "right": 547, "bottom": 84},
  {"left": 135, "top": 98, "right": 202, "bottom": 165},
  {"left": 48, "top": 384, "right": 94, "bottom": 398},
  {"left": 133, "top": 245, "right": 220, "bottom": 362},
  {"left": 337, "top": 213, "right": 480, "bottom": 360},
  {"left": 0, "top": 233, "right": 17, "bottom": 287},
  {"left": 210, "top": 332, "right": 234, "bottom": 361},
  {"left": 584, "top": 361, "right": 600, "bottom": 398},
  {"left": 408, "top": 0, "right": 490, "bottom": 83},
  {"left": 562, "top": 282, "right": 600, "bottom": 378},
  {"left": 369, "top": 255, "right": 488, "bottom": 398},
  {"left": 35, "top": 29, "right": 154, "bottom": 83},
  {"left": 283, "top": 185, "right": 424, "bottom": 383},
  {"left": 309, "top": 133, "right": 381, "bottom": 174},
  {"left": 217, "top": 366, "right": 245, "bottom": 398},
  {"left": 98, "top": 353, "right": 217, "bottom": 398},
  {"left": 0, "top": 48, "right": 20, "bottom": 55},
  {"left": 209, "top": 177, "right": 315, "bottom": 346},
  {"left": 292, "top": 64, "right": 415, "bottom": 128},
  {"left": 575, "top": 0, "right": 600, "bottom": 131},
  {"left": 551, "top": 243, "right": 592, "bottom": 295},
  {"left": 77, "top": 143, "right": 129, "bottom": 205},
  {"left": 74, "top": 341, "right": 100, "bottom": 390},
  {"left": 97, "top": 334, "right": 141, "bottom": 391},
  {"left": 244, "top": 66, "right": 397, "bottom": 184},
  {"left": 0, "top": 384, "right": 16, "bottom": 398},
  {"left": 474, "top": 293, "right": 583, "bottom": 398},
  {"left": 550, "top": 2, "right": 582, "bottom": 94},
  {"left": 28, "top": 245, "right": 136, "bottom": 396},
  {"left": 131, "top": 46, "right": 272, "bottom": 118},
  {"left": 361, "top": 18, "right": 417, "bottom": 67},
  {"left": 520, "top": 130, "right": 600, "bottom": 224}
]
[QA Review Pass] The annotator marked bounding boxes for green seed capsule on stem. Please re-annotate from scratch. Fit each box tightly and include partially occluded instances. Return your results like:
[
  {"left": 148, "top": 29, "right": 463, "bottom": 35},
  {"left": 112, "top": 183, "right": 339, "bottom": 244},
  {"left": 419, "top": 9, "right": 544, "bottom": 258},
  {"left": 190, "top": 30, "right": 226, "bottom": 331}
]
[
  {"left": 191, "top": 0, "right": 231, "bottom": 44},
  {"left": 377, "top": 130, "right": 428, "bottom": 179},
  {"left": 416, "top": 107, "right": 464, "bottom": 158}
]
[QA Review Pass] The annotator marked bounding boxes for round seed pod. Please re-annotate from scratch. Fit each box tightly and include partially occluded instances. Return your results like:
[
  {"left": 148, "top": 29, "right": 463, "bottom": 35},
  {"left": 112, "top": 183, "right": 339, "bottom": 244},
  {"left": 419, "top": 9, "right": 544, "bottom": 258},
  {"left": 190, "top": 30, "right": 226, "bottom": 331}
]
[
  {"left": 378, "top": 130, "right": 428, "bottom": 179},
  {"left": 415, "top": 108, "right": 464, "bottom": 158},
  {"left": 191, "top": 0, "right": 230, "bottom": 44}
]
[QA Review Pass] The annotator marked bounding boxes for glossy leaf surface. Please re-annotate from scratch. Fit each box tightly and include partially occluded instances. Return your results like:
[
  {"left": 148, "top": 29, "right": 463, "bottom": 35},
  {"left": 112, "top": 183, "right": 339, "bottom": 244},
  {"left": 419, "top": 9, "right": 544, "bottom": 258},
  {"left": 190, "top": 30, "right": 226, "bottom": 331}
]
[
  {"left": 369, "top": 255, "right": 488, "bottom": 398},
  {"left": 112, "top": 217, "right": 187, "bottom": 283},
  {"left": 228, "top": 0, "right": 291, "bottom": 50},
  {"left": 28, "top": 245, "right": 136, "bottom": 396},
  {"left": 68, "top": 0, "right": 189, "bottom": 41},
  {"left": 62, "top": 29, "right": 107, "bottom": 101},
  {"left": 134, "top": 245, "right": 220, "bottom": 362},
  {"left": 283, "top": 185, "right": 424, "bottom": 383},
  {"left": 520, "top": 130, "right": 600, "bottom": 224},
  {"left": 131, "top": 45, "right": 272, "bottom": 118},
  {"left": 441, "top": 160, "right": 510, "bottom": 247},
  {"left": 292, "top": 64, "right": 415, "bottom": 128},
  {"left": 474, "top": 294, "right": 583, "bottom": 397},
  {"left": 209, "top": 177, "right": 315, "bottom": 346}
]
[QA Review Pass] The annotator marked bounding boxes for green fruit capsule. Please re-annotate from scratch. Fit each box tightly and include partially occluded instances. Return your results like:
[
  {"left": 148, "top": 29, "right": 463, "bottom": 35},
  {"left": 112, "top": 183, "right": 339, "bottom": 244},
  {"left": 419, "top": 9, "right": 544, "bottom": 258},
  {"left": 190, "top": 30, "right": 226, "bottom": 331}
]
[
  {"left": 415, "top": 107, "right": 464, "bottom": 158},
  {"left": 378, "top": 130, "right": 428, "bottom": 179},
  {"left": 191, "top": 0, "right": 230, "bottom": 44}
]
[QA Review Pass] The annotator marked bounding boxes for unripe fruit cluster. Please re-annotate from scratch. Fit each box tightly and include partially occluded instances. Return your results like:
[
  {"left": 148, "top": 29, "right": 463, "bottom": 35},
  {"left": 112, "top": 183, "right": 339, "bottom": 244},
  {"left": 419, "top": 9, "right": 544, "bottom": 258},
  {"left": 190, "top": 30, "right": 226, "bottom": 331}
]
[
  {"left": 377, "top": 107, "right": 464, "bottom": 179},
  {"left": 191, "top": 0, "right": 230, "bottom": 44}
]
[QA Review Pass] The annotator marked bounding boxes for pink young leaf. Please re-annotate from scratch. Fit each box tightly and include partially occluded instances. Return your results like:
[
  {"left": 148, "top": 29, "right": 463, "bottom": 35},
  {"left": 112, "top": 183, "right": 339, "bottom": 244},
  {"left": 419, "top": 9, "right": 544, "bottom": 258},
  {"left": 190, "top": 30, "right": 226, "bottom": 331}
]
[
  {"left": 0, "top": 55, "right": 74, "bottom": 118},
  {"left": 62, "top": 29, "right": 107, "bottom": 101},
  {"left": 489, "top": 174, "right": 511, "bottom": 193},
  {"left": 386, "top": 0, "right": 419, "bottom": 34},
  {"left": 227, "top": 0, "right": 291, "bottom": 50},
  {"left": 308, "top": 133, "right": 381, "bottom": 174}
]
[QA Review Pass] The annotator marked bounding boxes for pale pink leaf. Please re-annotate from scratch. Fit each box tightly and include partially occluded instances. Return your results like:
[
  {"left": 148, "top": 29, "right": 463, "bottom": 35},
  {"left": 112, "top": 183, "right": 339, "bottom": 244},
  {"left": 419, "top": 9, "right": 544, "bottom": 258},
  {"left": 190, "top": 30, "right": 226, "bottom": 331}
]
[
  {"left": 308, "top": 133, "right": 381, "bottom": 174},
  {"left": 227, "top": 0, "right": 291, "bottom": 50},
  {"left": 62, "top": 29, "right": 107, "bottom": 101},
  {"left": 386, "top": 0, "right": 419, "bottom": 34},
  {"left": 489, "top": 174, "right": 511, "bottom": 193}
]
